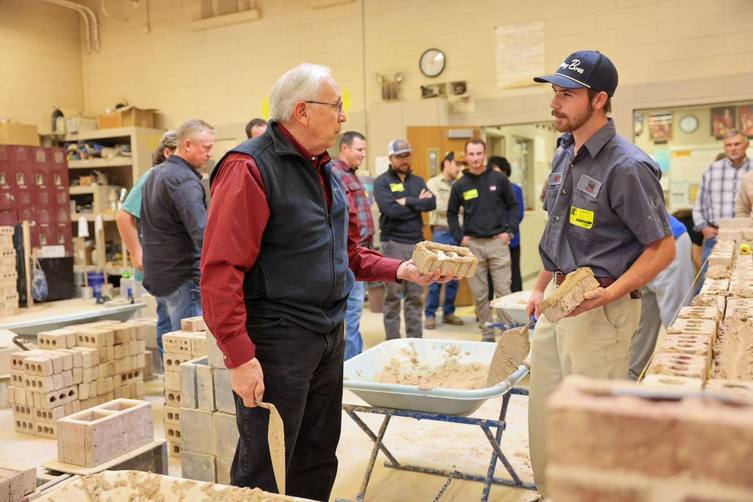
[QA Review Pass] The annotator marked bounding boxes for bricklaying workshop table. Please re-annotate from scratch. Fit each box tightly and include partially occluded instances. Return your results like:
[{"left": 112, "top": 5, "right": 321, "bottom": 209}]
[{"left": 0, "top": 299, "right": 145, "bottom": 336}]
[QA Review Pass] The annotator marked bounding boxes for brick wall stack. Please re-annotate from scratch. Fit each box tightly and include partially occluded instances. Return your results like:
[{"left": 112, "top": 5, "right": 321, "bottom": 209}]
[
  {"left": 8, "top": 319, "right": 151, "bottom": 439},
  {"left": 177, "top": 327, "right": 237, "bottom": 484},
  {"left": 0, "top": 226, "right": 19, "bottom": 317},
  {"left": 161, "top": 316, "right": 208, "bottom": 459},
  {"left": 639, "top": 217, "right": 753, "bottom": 400}
]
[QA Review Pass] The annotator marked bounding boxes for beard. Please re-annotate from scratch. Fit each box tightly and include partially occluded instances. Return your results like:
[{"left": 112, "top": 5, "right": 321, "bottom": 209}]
[{"left": 552, "top": 104, "right": 593, "bottom": 132}]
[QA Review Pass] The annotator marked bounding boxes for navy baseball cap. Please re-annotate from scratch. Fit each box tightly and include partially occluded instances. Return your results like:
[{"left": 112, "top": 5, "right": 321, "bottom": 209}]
[{"left": 534, "top": 50, "right": 618, "bottom": 97}]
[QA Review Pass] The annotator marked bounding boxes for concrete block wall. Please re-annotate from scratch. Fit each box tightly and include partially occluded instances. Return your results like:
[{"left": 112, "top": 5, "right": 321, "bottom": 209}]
[
  {"left": 8, "top": 319, "right": 151, "bottom": 439},
  {"left": 57, "top": 398, "right": 153, "bottom": 468},
  {"left": 547, "top": 376, "right": 753, "bottom": 500},
  {"left": 161, "top": 321, "right": 209, "bottom": 459},
  {"left": 178, "top": 340, "right": 239, "bottom": 484},
  {"left": 0, "top": 228, "right": 19, "bottom": 317}
]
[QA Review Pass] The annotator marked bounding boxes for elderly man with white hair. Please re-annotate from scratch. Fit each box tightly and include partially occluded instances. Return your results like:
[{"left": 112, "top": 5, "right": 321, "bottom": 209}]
[{"left": 200, "top": 63, "right": 450, "bottom": 499}]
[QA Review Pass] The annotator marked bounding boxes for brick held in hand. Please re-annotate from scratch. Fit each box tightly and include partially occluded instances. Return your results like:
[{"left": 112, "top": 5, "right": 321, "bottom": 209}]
[
  {"left": 539, "top": 267, "right": 600, "bottom": 322},
  {"left": 410, "top": 240, "right": 479, "bottom": 278}
]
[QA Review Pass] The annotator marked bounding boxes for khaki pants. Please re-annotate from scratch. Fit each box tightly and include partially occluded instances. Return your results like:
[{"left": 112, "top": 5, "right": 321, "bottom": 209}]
[
  {"left": 466, "top": 237, "right": 512, "bottom": 338},
  {"left": 528, "top": 280, "right": 640, "bottom": 495}
]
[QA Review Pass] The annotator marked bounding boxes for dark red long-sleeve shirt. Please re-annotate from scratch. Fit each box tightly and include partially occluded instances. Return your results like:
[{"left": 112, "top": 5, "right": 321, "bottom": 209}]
[{"left": 201, "top": 125, "right": 401, "bottom": 368}]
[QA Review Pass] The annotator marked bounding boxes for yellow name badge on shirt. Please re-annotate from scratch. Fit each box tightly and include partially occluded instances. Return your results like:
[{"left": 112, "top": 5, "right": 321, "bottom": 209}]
[
  {"left": 463, "top": 188, "right": 479, "bottom": 201},
  {"left": 390, "top": 183, "right": 405, "bottom": 192},
  {"left": 569, "top": 206, "right": 594, "bottom": 229}
]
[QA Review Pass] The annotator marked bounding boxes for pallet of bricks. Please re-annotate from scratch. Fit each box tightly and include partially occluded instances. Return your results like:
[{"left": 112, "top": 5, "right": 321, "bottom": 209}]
[
  {"left": 0, "top": 226, "right": 19, "bottom": 317},
  {"left": 162, "top": 316, "right": 209, "bottom": 459},
  {"left": 8, "top": 320, "right": 150, "bottom": 438},
  {"left": 173, "top": 319, "right": 238, "bottom": 484},
  {"left": 640, "top": 216, "right": 753, "bottom": 398}
]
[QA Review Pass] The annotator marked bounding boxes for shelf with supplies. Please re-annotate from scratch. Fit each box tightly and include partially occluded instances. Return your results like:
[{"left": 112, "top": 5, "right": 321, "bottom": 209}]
[
  {"left": 62, "top": 126, "right": 164, "bottom": 273},
  {"left": 70, "top": 213, "right": 116, "bottom": 223},
  {"left": 68, "top": 157, "right": 132, "bottom": 169}
]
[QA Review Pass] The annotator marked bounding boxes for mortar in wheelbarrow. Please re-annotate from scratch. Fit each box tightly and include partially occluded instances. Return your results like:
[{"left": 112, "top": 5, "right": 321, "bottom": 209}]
[{"left": 344, "top": 338, "right": 528, "bottom": 416}]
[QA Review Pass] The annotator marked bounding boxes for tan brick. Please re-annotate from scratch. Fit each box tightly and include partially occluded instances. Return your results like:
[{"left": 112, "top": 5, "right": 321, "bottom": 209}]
[
  {"left": 163, "top": 332, "right": 194, "bottom": 354},
  {"left": 541, "top": 267, "right": 600, "bottom": 322},
  {"left": 706, "top": 379, "right": 753, "bottom": 400},
  {"left": 655, "top": 333, "right": 712, "bottom": 356},
  {"left": 641, "top": 374, "right": 704, "bottom": 391},
  {"left": 163, "top": 352, "right": 192, "bottom": 372},
  {"left": 37, "top": 329, "right": 77, "bottom": 349},
  {"left": 163, "top": 371, "right": 179, "bottom": 391},
  {"left": 181, "top": 316, "right": 207, "bottom": 332},
  {"left": 646, "top": 352, "right": 709, "bottom": 381},
  {"left": 77, "top": 328, "right": 114, "bottom": 348},
  {"left": 164, "top": 406, "right": 180, "bottom": 425},
  {"left": 56, "top": 399, "right": 153, "bottom": 467},
  {"left": 548, "top": 376, "right": 753, "bottom": 489}
]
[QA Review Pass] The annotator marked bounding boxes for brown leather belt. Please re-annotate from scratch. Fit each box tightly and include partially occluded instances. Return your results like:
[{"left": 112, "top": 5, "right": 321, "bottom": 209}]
[{"left": 553, "top": 271, "right": 641, "bottom": 299}]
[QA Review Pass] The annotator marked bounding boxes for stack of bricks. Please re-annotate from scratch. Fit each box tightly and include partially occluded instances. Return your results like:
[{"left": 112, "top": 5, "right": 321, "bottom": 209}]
[
  {"left": 162, "top": 316, "right": 209, "bottom": 459},
  {"left": 57, "top": 398, "right": 152, "bottom": 468},
  {"left": 176, "top": 326, "right": 238, "bottom": 484},
  {"left": 8, "top": 320, "right": 149, "bottom": 439},
  {"left": 639, "top": 217, "right": 753, "bottom": 400},
  {"left": 0, "top": 226, "right": 19, "bottom": 317},
  {"left": 547, "top": 376, "right": 753, "bottom": 501},
  {"left": 0, "top": 464, "right": 37, "bottom": 502}
]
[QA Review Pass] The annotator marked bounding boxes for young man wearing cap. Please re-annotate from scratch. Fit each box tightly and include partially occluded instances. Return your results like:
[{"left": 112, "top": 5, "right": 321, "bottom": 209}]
[
  {"left": 374, "top": 139, "right": 436, "bottom": 340},
  {"left": 447, "top": 139, "right": 519, "bottom": 342},
  {"left": 526, "top": 50, "right": 675, "bottom": 495},
  {"left": 424, "top": 151, "right": 464, "bottom": 329}
]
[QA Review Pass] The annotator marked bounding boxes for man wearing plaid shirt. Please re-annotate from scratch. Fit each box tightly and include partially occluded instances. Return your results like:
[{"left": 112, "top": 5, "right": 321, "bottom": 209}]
[
  {"left": 330, "top": 131, "right": 373, "bottom": 359},
  {"left": 693, "top": 129, "right": 751, "bottom": 282}
]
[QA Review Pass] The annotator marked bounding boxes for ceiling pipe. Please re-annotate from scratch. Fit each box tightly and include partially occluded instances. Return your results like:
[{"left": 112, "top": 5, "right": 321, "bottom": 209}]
[{"left": 40, "top": 0, "right": 101, "bottom": 53}]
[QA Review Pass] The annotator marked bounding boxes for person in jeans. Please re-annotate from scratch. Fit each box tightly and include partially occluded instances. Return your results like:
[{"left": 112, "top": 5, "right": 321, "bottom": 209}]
[
  {"left": 330, "top": 130, "right": 372, "bottom": 359},
  {"left": 424, "top": 151, "right": 464, "bottom": 329},
  {"left": 448, "top": 139, "right": 519, "bottom": 342},
  {"left": 141, "top": 119, "right": 213, "bottom": 351},
  {"left": 374, "top": 139, "right": 436, "bottom": 340},
  {"left": 116, "top": 130, "right": 177, "bottom": 355},
  {"left": 200, "top": 64, "right": 447, "bottom": 500}
]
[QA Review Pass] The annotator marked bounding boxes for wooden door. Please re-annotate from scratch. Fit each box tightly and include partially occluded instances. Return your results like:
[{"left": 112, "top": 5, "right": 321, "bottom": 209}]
[{"left": 407, "top": 126, "right": 481, "bottom": 307}]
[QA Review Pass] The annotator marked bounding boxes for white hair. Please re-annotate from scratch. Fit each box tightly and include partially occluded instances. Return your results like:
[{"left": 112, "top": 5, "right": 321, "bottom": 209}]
[{"left": 269, "top": 63, "right": 333, "bottom": 122}]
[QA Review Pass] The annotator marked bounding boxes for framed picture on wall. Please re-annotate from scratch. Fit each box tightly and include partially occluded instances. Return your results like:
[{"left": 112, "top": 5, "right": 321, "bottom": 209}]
[
  {"left": 648, "top": 113, "right": 673, "bottom": 143},
  {"left": 738, "top": 105, "right": 753, "bottom": 137},
  {"left": 711, "top": 106, "right": 736, "bottom": 139}
]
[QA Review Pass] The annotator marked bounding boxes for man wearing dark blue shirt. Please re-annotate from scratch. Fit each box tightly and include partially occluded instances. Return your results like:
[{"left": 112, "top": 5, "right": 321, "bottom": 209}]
[{"left": 142, "top": 119, "right": 214, "bottom": 351}]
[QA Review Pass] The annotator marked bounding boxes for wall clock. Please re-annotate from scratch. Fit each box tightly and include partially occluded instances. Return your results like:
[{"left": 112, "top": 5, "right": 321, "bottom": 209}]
[
  {"left": 679, "top": 114, "right": 699, "bottom": 133},
  {"left": 419, "top": 48, "right": 446, "bottom": 78}
]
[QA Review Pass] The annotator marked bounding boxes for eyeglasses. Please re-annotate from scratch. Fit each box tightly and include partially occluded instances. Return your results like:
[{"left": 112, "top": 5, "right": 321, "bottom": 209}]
[{"left": 305, "top": 100, "right": 343, "bottom": 114}]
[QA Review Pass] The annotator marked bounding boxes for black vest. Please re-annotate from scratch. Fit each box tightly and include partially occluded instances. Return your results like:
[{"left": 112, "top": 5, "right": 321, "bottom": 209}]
[{"left": 210, "top": 123, "right": 353, "bottom": 333}]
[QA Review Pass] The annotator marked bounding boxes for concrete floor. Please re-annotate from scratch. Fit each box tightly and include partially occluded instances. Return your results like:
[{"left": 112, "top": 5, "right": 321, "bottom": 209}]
[{"left": 0, "top": 303, "right": 537, "bottom": 502}]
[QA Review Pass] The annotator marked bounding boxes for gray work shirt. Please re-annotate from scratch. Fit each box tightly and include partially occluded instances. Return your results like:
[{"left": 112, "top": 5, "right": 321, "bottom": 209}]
[{"left": 539, "top": 119, "right": 670, "bottom": 279}]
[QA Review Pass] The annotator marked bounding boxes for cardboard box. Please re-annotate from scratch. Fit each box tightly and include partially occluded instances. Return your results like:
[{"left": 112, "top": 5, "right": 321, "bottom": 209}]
[
  {"left": 0, "top": 123, "right": 40, "bottom": 146},
  {"left": 97, "top": 106, "right": 156, "bottom": 129}
]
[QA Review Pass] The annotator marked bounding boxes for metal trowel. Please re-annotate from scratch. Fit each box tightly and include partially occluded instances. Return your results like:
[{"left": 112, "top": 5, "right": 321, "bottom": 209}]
[{"left": 486, "top": 316, "right": 535, "bottom": 387}]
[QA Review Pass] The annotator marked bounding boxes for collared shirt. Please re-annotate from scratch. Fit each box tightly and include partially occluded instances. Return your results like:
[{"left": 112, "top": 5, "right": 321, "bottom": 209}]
[
  {"left": 141, "top": 155, "right": 207, "bottom": 297},
  {"left": 201, "top": 124, "right": 401, "bottom": 368},
  {"left": 539, "top": 119, "right": 670, "bottom": 279},
  {"left": 426, "top": 173, "right": 454, "bottom": 228},
  {"left": 693, "top": 157, "right": 751, "bottom": 229},
  {"left": 330, "top": 158, "right": 375, "bottom": 247}
]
